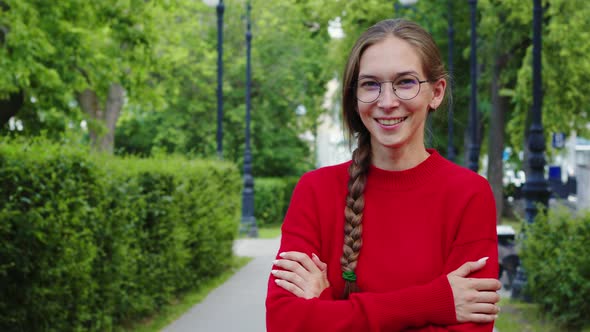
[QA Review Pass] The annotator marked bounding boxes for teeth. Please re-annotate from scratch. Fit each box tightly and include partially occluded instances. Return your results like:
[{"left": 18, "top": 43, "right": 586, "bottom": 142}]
[{"left": 378, "top": 118, "right": 405, "bottom": 126}]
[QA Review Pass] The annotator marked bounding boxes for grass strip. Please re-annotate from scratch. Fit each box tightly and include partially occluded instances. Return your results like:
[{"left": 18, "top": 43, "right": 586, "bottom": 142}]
[{"left": 494, "top": 297, "right": 585, "bottom": 332}]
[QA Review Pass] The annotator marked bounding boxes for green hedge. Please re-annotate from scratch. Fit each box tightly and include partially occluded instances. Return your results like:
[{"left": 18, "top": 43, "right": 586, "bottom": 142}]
[
  {"left": 254, "top": 177, "right": 298, "bottom": 227},
  {"left": 521, "top": 206, "right": 590, "bottom": 330},
  {"left": 0, "top": 139, "right": 241, "bottom": 331}
]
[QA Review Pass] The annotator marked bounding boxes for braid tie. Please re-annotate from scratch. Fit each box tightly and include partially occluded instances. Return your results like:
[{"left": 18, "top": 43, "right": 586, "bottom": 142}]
[{"left": 342, "top": 271, "right": 357, "bottom": 282}]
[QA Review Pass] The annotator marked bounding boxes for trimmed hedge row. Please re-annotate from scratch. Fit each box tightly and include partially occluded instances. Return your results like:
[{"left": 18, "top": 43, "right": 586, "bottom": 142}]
[
  {"left": 521, "top": 206, "right": 590, "bottom": 330},
  {"left": 254, "top": 177, "right": 298, "bottom": 227},
  {"left": 0, "top": 140, "right": 241, "bottom": 331}
]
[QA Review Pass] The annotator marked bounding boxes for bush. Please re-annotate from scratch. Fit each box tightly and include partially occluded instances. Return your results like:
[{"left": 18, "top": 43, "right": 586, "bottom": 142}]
[
  {"left": 0, "top": 139, "right": 241, "bottom": 331},
  {"left": 521, "top": 206, "right": 590, "bottom": 330},
  {"left": 0, "top": 141, "right": 102, "bottom": 331},
  {"left": 254, "top": 177, "right": 298, "bottom": 227}
]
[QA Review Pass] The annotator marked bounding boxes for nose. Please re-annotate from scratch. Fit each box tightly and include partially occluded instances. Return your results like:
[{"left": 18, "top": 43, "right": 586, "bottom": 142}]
[{"left": 377, "top": 82, "right": 400, "bottom": 109}]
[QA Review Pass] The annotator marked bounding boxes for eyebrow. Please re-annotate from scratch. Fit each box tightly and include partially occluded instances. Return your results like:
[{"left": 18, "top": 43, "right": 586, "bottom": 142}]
[{"left": 358, "top": 70, "right": 420, "bottom": 80}]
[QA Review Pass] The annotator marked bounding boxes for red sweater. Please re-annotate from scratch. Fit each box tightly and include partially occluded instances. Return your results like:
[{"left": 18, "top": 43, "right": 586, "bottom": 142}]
[{"left": 266, "top": 150, "right": 498, "bottom": 331}]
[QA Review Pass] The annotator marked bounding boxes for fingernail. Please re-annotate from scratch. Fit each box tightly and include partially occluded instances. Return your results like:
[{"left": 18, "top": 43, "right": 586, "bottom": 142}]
[
  {"left": 312, "top": 253, "right": 318, "bottom": 259},
  {"left": 272, "top": 260, "right": 279, "bottom": 265},
  {"left": 271, "top": 270, "right": 277, "bottom": 275},
  {"left": 477, "top": 257, "right": 489, "bottom": 264},
  {"left": 274, "top": 279, "right": 281, "bottom": 284},
  {"left": 279, "top": 252, "right": 286, "bottom": 258}
]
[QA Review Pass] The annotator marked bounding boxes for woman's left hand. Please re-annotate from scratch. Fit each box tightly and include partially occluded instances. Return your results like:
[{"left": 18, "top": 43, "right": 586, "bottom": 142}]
[{"left": 272, "top": 251, "right": 330, "bottom": 299}]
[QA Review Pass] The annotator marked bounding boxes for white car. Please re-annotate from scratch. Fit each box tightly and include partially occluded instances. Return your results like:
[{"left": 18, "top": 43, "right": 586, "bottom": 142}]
[{"left": 497, "top": 225, "right": 519, "bottom": 289}]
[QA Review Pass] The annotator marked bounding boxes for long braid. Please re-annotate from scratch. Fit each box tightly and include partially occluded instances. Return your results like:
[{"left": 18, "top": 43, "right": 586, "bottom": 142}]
[{"left": 341, "top": 131, "right": 371, "bottom": 299}]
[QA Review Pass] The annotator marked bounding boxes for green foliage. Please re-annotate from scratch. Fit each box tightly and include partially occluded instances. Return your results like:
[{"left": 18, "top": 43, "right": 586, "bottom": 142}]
[
  {"left": 0, "top": 0, "right": 162, "bottom": 137},
  {"left": 507, "top": 0, "right": 590, "bottom": 153},
  {"left": 0, "top": 139, "right": 241, "bottom": 331},
  {"left": 254, "top": 177, "right": 298, "bottom": 227},
  {"left": 115, "top": 0, "right": 330, "bottom": 176},
  {"left": 521, "top": 207, "right": 590, "bottom": 330},
  {"left": 477, "top": 0, "right": 532, "bottom": 160},
  {"left": 0, "top": 139, "right": 100, "bottom": 331},
  {"left": 5, "top": 0, "right": 590, "bottom": 177}
]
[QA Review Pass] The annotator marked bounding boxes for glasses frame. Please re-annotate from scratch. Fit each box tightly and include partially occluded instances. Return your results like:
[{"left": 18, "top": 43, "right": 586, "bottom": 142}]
[{"left": 355, "top": 74, "right": 430, "bottom": 103}]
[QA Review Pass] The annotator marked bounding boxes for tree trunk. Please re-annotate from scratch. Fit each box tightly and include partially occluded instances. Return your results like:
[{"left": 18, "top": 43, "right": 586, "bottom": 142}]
[
  {"left": 102, "top": 83, "right": 124, "bottom": 153},
  {"left": 487, "top": 57, "right": 508, "bottom": 224},
  {"left": 77, "top": 89, "right": 102, "bottom": 148},
  {"left": 77, "top": 83, "right": 124, "bottom": 153}
]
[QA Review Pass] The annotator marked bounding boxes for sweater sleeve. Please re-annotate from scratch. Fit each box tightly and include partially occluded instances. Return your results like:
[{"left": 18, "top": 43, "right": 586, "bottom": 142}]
[
  {"left": 424, "top": 177, "right": 500, "bottom": 331},
  {"left": 265, "top": 173, "right": 458, "bottom": 332}
]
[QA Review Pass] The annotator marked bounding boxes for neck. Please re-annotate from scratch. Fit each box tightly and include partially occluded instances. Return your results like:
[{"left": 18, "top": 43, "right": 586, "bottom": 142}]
[{"left": 371, "top": 144, "right": 430, "bottom": 171}]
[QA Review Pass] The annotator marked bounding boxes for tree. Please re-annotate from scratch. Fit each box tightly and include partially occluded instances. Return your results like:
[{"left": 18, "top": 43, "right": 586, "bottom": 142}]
[
  {"left": 508, "top": 0, "right": 590, "bottom": 151},
  {"left": 0, "top": 0, "right": 74, "bottom": 136},
  {"left": 248, "top": 0, "right": 332, "bottom": 175},
  {"left": 0, "top": 0, "right": 163, "bottom": 153},
  {"left": 116, "top": 0, "right": 218, "bottom": 157},
  {"left": 116, "top": 0, "right": 333, "bottom": 176},
  {"left": 478, "top": 0, "right": 531, "bottom": 222}
]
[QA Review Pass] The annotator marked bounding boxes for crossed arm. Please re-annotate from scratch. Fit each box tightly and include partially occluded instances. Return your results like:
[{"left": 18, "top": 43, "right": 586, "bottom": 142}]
[
  {"left": 266, "top": 174, "right": 501, "bottom": 331},
  {"left": 271, "top": 251, "right": 500, "bottom": 330}
]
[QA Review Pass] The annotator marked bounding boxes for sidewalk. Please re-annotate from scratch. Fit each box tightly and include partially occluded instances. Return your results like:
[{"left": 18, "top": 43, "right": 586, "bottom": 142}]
[
  {"left": 162, "top": 237, "right": 280, "bottom": 332},
  {"left": 163, "top": 236, "right": 505, "bottom": 332}
]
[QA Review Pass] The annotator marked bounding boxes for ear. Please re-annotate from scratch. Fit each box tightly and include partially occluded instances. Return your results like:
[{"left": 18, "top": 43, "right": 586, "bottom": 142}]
[{"left": 429, "top": 78, "right": 446, "bottom": 110}]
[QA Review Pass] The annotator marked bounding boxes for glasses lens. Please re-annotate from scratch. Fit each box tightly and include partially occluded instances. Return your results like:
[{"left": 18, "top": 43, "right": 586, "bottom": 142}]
[
  {"left": 356, "top": 79, "right": 380, "bottom": 103},
  {"left": 393, "top": 75, "right": 420, "bottom": 100}
]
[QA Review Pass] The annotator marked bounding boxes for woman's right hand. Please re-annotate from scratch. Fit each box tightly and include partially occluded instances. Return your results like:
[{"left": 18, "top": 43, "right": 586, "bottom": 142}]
[
  {"left": 272, "top": 251, "right": 330, "bottom": 299},
  {"left": 447, "top": 257, "right": 502, "bottom": 324}
]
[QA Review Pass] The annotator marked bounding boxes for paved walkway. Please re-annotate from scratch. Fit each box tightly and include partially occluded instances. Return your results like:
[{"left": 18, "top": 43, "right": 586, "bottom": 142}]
[
  {"left": 163, "top": 236, "right": 505, "bottom": 332},
  {"left": 162, "top": 237, "right": 280, "bottom": 332}
]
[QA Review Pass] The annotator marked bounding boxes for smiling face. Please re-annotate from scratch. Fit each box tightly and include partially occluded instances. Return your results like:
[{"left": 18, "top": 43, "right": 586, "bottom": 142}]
[{"left": 356, "top": 36, "right": 446, "bottom": 165}]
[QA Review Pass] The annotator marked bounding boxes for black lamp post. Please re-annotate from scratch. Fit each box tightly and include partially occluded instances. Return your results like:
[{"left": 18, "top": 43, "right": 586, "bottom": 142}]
[
  {"left": 523, "top": 0, "right": 550, "bottom": 224},
  {"left": 446, "top": 0, "right": 455, "bottom": 162},
  {"left": 215, "top": 1, "right": 224, "bottom": 158},
  {"left": 241, "top": 0, "right": 257, "bottom": 237},
  {"left": 203, "top": 0, "right": 224, "bottom": 158},
  {"left": 467, "top": 0, "right": 480, "bottom": 172},
  {"left": 511, "top": 0, "right": 550, "bottom": 299}
]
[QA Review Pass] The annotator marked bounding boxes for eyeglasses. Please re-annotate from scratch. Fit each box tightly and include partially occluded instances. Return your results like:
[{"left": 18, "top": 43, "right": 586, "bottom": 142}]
[{"left": 355, "top": 74, "right": 429, "bottom": 103}]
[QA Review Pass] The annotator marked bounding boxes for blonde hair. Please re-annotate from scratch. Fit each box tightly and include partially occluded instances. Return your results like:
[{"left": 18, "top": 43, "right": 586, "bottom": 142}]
[{"left": 340, "top": 19, "right": 449, "bottom": 299}]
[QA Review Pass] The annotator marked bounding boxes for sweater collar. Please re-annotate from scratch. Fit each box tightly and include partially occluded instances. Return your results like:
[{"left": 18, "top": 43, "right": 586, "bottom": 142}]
[{"left": 366, "top": 149, "right": 444, "bottom": 191}]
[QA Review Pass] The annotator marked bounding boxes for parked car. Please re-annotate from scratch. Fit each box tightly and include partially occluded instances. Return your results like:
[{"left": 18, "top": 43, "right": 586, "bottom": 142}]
[{"left": 497, "top": 225, "right": 519, "bottom": 289}]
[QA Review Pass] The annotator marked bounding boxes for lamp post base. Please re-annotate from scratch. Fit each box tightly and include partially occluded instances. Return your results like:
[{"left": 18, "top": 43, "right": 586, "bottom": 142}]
[
  {"left": 511, "top": 266, "right": 531, "bottom": 302},
  {"left": 240, "top": 216, "right": 258, "bottom": 238}
]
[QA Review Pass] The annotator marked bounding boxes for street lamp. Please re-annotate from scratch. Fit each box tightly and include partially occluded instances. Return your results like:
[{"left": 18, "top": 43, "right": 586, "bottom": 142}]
[
  {"left": 241, "top": 0, "right": 257, "bottom": 237},
  {"left": 446, "top": 0, "right": 456, "bottom": 162},
  {"left": 203, "top": 0, "right": 224, "bottom": 158},
  {"left": 511, "top": 0, "right": 550, "bottom": 299},
  {"left": 467, "top": 0, "right": 480, "bottom": 172},
  {"left": 523, "top": 0, "right": 550, "bottom": 225}
]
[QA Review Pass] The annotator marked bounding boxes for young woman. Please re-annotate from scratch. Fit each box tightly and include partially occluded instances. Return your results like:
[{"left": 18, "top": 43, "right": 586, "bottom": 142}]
[{"left": 266, "top": 19, "right": 501, "bottom": 331}]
